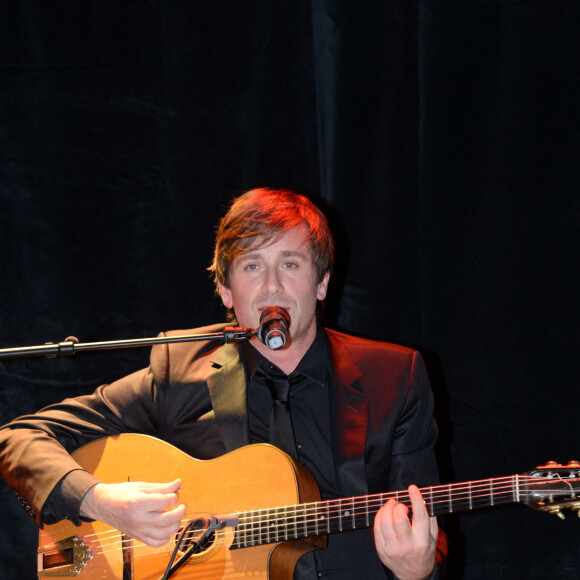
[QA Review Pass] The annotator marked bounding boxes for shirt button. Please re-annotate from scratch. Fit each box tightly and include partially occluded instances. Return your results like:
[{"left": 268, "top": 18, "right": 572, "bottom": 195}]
[{"left": 296, "top": 443, "right": 303, "bottom": 450}]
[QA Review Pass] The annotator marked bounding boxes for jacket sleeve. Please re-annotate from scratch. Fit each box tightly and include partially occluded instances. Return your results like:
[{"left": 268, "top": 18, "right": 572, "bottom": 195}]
[
  {"left": 0, "top": 366, "right": 159, "bottom": 527},
  {"left": 387, "top": 351, "right": 440, "bottom": 491},
  {"left": 385, "top": 350, "right": 448, "bottom": 578}
]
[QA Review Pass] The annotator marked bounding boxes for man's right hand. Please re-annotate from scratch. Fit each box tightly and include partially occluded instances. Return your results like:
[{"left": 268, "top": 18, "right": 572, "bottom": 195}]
[{"left": 80, "top": 479, "right": 186, "bottom": 547}]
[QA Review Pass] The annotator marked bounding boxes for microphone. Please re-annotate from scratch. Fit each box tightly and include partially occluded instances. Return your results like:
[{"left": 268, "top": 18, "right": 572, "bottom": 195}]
[{"left": 257, "top": 306, "right": 291, "bottom": 350}]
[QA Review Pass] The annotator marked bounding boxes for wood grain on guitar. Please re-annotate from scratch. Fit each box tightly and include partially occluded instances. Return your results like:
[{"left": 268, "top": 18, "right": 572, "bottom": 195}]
[{"left": 37, "top": 433, "right": 580, "bottom": 579}]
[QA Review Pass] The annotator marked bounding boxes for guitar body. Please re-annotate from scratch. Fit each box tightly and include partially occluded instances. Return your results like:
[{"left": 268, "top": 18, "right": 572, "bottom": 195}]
[{"left": 38, "top": 434, "right": 323, "bottom": 579}]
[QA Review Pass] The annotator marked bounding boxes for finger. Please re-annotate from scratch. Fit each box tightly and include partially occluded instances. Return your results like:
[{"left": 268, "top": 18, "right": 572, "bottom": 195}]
[
  {"left": 374, "top": 498, "right": 396, "bottom": 533},
  {"left": 374, "top": 498, "right": 407, "bottom": 545},
  {"left": 156, "top": 503, "right": 187, "bottom": 528},
  {"left": 136, "top": 505, "right": 187, "bottom": 546},
  {"left": 390, "top": 501, "right": 412, "bottom": 540},
  {"left": 135, "top": 491, "right": 180, "bottom": 513},
  {"left": 139, "top": 501, "right": 186, "bottom": 528},
  {"left": 138, "top": 479, "right": 182, "bottom": 493},
  {"left": 429, "top": 512, "right": 439, "bottom": 540},
  {"left": 137, "top": 529, "right": 174, "bottom": 547},
  {"left": 139, "top": 480, "right": 184, "bottom": 510},
  {"left": 408, "top": 485, "right": 430, "bottom": 534}
]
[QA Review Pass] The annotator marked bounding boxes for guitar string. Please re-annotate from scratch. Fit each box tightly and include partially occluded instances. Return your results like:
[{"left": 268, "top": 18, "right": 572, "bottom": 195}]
[
  {"left": 233, "top": 477, "right": 579, "bottom": 544},
  {"left": 53, "top": 475, "right": 577, "bottom": 558},
  {"left": 59, "top": 476, "right": 579, "bottom": 556},
  {"left": 76, "top": 476, "right": 579, "bottom": 557}
]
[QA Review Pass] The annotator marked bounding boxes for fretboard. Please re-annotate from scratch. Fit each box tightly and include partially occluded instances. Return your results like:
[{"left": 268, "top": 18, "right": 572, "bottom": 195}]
[{"left": 232, "top": 475, "right": 522, "bottom": 548}]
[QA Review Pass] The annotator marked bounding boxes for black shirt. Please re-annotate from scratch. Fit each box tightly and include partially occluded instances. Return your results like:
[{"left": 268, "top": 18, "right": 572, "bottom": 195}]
[{"left": 243, "top": 322, "right": 339, "bottom": 499}]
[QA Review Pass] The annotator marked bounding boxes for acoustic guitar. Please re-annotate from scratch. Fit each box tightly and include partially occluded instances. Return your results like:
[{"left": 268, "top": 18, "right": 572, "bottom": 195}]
[{"left": 37, "top": 433, "right": 580, "bottom": 579}]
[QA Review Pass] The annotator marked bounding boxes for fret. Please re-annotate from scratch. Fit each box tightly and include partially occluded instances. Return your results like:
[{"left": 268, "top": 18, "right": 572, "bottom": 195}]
[
  {"left": 292, "top": 504, "right": 300, "bottom": 539},
  {"left": 365, "top": 494, "right": 370, "bottom": 527},
  {"left": 303, "top": 502, "right": 318, "bottom": 538},
  {"left": 449, "top": 493, "right": 472, "bottom": 513},
  {"left": 271, "top": 506, "right": 284, "bottom": 543},
  {"left": 249, "top": 509, "right": 258, "bottom": 546},
  {"left": 295, "top": 503, "right": 306, "bottom": 539},
  {"left": 353, "top": 495, "right": 368, "bottom": 529},
  {"left": 272, "top": 506, "right": 281, "bottom": 543},
  {"left": 468, "top": 481, "right": 473, "bottom": 510},
  {"left": 284, "top": 505, "right": 292, "bottom": 540},
  {"left": 514, "top": 474, "right": 519, "bottom": 503},
  {"left": 322, "top": 501, "right": 330, "bottom": 534},
  {"left": 428, "top": 486, "right": 434, "bottom": 517},
  {"left": 258, "top": 508, "right": 267, "bottom": 545},
  {"left": 344, "top": 497, "right": 355, "bottom": 531},
  {"left": 327, "top": 500, "right": 340, "bottom": 534},
  {"left": 490, "top": 478, "right": 494, "bottom": 506},
  {"left": 496, "top": 478, "right": 516, "bottom": 505},
  {"left": 249, "top": 510, "right": 257, "bottom": 546},
  {"left": 238, "top": 513, "right": 247, "bottom": 548},
  {"left": 316, "top": 503, "right": 326, "bottom": 536},
  {"left": 448, "top": 484, "right": 453, "bottom": 513},
  {"left": 264, "top": 507, "right": 275, "bottom": 544},
  {"left": 470, "top": 489, "right": 493, "bottom": 509},
  {"left": 240, "top": 512, "right": 250, "bottom": 548}
]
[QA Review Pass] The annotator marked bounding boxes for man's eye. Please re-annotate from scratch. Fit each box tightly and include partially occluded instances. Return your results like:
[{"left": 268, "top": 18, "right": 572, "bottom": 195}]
[
  {"left": 283, "top": 262, "right": 298, "bottom": 269},
  {"left": 245, "top": 264, "right": 259, "bottom": 271}
]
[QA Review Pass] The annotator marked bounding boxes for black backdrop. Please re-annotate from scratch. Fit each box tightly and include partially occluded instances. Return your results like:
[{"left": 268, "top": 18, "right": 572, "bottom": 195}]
[{"left": 1, "top": 2, "right": 579, "bottom": 578}]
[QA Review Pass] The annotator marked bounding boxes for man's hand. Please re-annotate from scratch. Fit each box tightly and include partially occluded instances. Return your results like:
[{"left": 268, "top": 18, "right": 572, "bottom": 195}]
[
  {"left": 80, "top": 479, "right": 186, "bottom": 547},
  {"left": 373, "top": 485, "right": 438, "bottom": 580}
]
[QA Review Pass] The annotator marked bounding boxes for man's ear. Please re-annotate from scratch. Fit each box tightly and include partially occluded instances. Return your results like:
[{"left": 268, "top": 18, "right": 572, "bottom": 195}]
[
  {"left": 217, "top": 281, "right": 233, "bottom": 309},
  {"left": 316, "top": 271, "right": 330, "bottom": 301}
]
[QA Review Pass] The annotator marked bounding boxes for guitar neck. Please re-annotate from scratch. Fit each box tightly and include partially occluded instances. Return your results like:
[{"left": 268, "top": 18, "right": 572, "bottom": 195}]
[{"left": 232, "top": 475, "right": 520, "bottom": 548}]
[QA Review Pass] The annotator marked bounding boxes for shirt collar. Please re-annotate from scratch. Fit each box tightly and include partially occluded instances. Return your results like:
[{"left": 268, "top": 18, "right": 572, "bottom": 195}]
[{"left": 243, "top": 321, "right": 329, "bottom": 387}]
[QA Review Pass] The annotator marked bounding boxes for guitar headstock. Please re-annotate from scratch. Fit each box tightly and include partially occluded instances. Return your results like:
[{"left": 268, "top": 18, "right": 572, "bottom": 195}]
[{"left": 522, "top": 461, "right": 580, "bottom": 519}]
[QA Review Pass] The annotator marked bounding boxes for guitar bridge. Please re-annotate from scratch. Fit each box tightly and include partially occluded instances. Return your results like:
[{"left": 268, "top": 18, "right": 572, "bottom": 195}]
[{"left": 37, "top": 536, "right": 93, "bottom": 577}]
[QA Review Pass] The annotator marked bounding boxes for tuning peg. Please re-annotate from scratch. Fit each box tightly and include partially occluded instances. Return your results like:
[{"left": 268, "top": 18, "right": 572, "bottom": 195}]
[
  {"left": 545, "top": 505, "right": 566, "bottom": 519},
  {"left": 566, "top": 460, "right": 580, "bottom": 468},
  {"left": 538, "top": 461, "right": 561, "bottom": 470}
]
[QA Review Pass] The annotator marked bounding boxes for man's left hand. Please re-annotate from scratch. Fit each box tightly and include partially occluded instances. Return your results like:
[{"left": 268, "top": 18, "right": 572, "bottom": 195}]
[{"left": 373, "top": 484, "right": 438, "bottom": 580}]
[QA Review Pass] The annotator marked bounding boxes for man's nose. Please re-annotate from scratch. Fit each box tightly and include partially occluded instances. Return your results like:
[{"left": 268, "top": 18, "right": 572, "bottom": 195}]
[{"left": 262, "top": 267, "right": 283, "bottom": 295}]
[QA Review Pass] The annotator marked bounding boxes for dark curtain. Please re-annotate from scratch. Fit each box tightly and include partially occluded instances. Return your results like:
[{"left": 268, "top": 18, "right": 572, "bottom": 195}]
[{"left": 1, "top": 2, "right": 579, "bottom": 578}]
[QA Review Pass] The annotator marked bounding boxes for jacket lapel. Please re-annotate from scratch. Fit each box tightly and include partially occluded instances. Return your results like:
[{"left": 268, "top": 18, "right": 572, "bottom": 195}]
[
  {"left": 206, "top": 343, "right": 251, "bottom": 452},
  {"left": 327, "top": 331, "right": 370, "bottom": 496}
]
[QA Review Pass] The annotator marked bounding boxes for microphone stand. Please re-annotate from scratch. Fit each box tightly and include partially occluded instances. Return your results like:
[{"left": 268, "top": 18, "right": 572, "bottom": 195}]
[{"left": 0, "top": 327, "right": 255, "bottom": 360}]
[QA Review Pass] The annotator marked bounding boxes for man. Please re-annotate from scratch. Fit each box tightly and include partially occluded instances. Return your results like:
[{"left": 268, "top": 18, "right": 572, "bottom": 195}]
[{"left": 0, "top": 188, "right": 446, "bottom": 579}]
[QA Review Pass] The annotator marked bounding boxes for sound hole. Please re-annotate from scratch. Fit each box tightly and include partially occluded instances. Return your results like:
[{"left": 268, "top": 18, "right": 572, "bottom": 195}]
[{"left": 174, "top": 525, "right": 215, "bottom": 554}]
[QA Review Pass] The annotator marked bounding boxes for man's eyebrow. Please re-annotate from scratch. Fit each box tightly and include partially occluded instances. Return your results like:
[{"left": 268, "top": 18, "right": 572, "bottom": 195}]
[
  {"left": 239, "top": 249, "right": 308, "bottom": 259},
  {"left": 279, "top": 250, "right": 308, "bottom": 258}
]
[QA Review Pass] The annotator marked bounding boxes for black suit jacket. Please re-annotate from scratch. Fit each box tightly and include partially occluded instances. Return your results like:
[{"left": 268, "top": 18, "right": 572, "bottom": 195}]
[{"left": 0, "top": 324, "right": 442, "bottom": 577}]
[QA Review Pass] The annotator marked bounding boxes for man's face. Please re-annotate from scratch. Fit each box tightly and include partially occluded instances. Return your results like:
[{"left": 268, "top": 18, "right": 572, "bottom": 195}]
[{"left": 218, "top": 224, "right": 330, "bottom": 355}]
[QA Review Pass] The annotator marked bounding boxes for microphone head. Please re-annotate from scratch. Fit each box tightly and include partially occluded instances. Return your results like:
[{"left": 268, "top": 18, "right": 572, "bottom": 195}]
[{"left": 257, "top": 306, "right": 291, "bottom": 350}]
